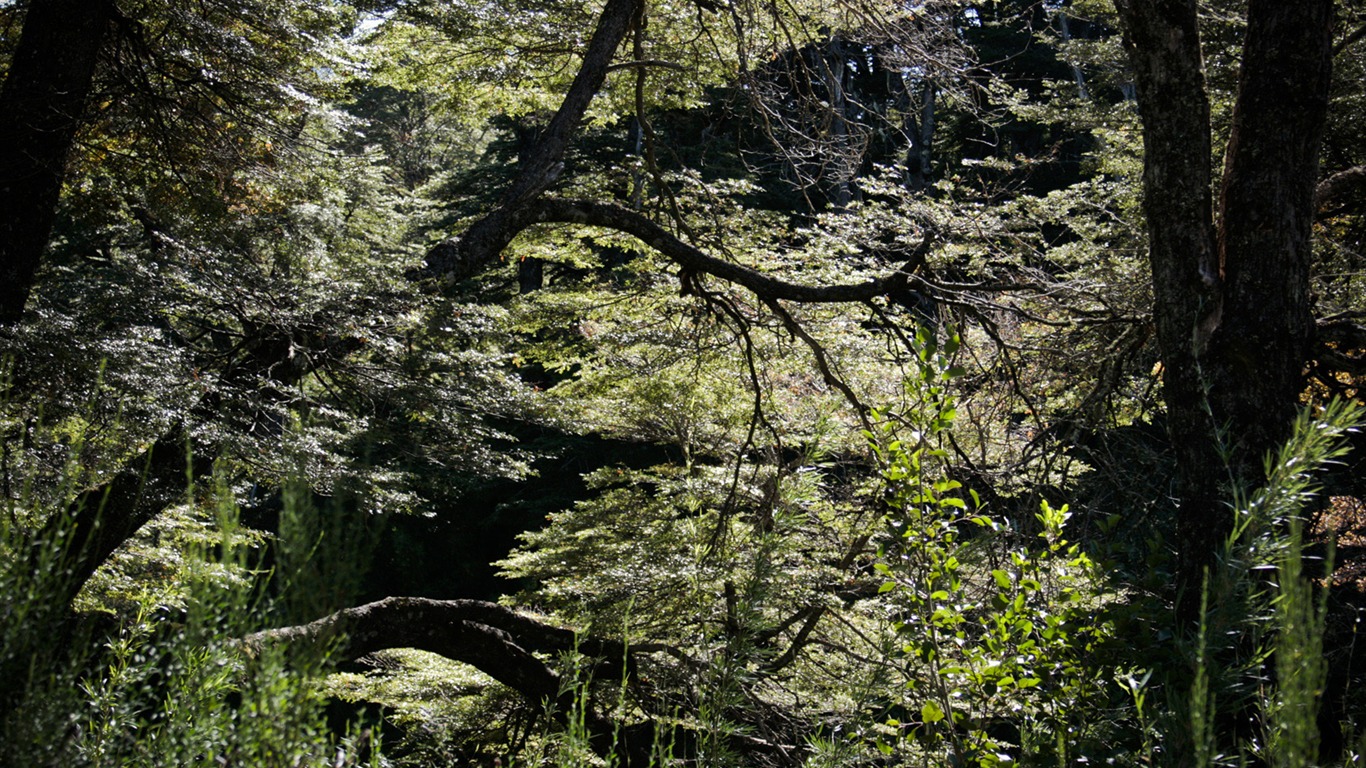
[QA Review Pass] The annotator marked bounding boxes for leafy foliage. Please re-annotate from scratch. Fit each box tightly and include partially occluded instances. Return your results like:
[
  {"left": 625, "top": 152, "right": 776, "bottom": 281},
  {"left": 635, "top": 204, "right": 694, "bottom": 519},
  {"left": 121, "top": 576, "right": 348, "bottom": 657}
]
[{"left": 3, "top": 0, "right": 1366, "bottom": 766}]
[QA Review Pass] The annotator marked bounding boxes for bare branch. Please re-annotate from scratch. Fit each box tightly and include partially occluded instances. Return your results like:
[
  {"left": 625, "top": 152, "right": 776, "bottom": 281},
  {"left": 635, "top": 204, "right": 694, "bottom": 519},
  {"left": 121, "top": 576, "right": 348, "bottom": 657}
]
[
  {"left": 1333, "top": 22, "right": 1366, "bottom": 56},
  {"left": 247, "top": 597, "right": 639, "bottom": 690},
  {"left": 1315, "top": 318, "right": 1366, "bottom": 375},
  {"left": 246, "top": 597, "right": 803, "bottom": 766},
  {"left": 606, "top": 58, "right": 688, "bottom": 72}
]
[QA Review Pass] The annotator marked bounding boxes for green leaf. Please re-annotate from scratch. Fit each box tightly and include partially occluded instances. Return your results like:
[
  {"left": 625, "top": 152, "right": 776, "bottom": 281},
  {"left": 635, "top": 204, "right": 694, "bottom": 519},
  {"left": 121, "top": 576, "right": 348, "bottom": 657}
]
[{"left": 920, "top": 701, "right": 945, "bottom": 724}]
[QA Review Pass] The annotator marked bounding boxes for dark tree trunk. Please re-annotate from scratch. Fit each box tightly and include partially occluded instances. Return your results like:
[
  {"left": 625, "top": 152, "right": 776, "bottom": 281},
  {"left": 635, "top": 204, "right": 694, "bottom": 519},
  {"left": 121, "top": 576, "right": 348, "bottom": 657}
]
[
  {"left": 518, "top": 255, "right": 545, "bottom": 292},
  {"left": 0, "top": 0, "right": 113, "bottom": 325},
  {"left": 1113, "top": 0, "right": 1222, "bottom": 589},
  {"left": 900, "top": 77, "right": 936, "bottom": 191},
  {"left": 1210, "top": 0, "right": 1333, "bottom": 480},
  {"left": 1114, "top": 0, "right": 1334, "bottom": 603}
]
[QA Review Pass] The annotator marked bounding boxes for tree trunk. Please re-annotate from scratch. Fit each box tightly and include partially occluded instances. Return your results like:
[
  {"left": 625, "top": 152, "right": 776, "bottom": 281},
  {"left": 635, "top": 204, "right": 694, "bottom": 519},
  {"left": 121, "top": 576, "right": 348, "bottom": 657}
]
[
  {"left": 1114, "top": 0, "right": 1334, "bottom": 602},
  {"left": 901, "top": 77, "right": 936, "bottom": 191},
  {"left": 825, "top": 36, "right": 853, "bottom": 210},
  {"left": 1113, "top": 0, "right": 1222, "bottom": 589},
  {"left": 0, "top": 0, "right": 113, "bottom": 325},
  {"left": 1210, "top": 0, "right": 1333, "bottom": 480}
]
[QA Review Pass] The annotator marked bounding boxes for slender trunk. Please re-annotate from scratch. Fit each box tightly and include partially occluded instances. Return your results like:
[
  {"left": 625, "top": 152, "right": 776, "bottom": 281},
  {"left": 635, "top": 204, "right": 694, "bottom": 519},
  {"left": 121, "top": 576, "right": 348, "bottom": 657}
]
[
  {"left": 628, "top": 116, "right": 645, "bottom": 209},
  {"left": 918, "top": 82, "right": 936, "bottom": 182},
  {"left": 825, "top": 37, "right": 853, "bottom": 210},
  {"left": 1057, "top": 12, "right": 1089, "bottom": 100},
  {"left": 0, "top": 0, "right": 113, "bottom": 325},
  {"left": 901, "top": 77, "right": 935, "bottom": 191}
]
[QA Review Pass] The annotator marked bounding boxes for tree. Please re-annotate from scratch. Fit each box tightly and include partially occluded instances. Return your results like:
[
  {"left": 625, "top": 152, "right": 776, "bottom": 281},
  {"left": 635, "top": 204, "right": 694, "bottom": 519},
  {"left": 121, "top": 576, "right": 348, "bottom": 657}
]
[
  {"left": 7, "top": 0, "right": 1366, "bottom": 762},
  {"left": 0, "top": 0, "right": 113, "bottom": 324},
  {"left": 0, "top": 0, "right": 355, "bottom": 324},
  {"left": 1112, "top": 0, "right": 1335, "bottom": 599}
]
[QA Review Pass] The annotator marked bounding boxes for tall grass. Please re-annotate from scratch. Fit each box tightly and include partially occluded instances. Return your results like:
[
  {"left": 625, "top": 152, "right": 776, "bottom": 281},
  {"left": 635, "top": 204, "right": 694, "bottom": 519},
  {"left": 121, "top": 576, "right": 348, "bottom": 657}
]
[
  {"left": 0, "top": 441, "right": 374, "bottom": 766},
  {"left": 1173, "top": 399, "right": 1362, "bottom": 767}
]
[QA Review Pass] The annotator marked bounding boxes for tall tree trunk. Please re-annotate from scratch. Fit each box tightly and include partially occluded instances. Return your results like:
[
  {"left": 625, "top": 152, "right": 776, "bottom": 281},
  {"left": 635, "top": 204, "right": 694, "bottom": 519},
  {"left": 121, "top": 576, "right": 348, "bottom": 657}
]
[
  {"left": 1113, "top": 0, "right": 1222, "bottom": 593},
  {"left": 1211, "top": 0, "right": 1333, "bottom": 480},
  {"left": 901, "top": 77, "right": 935, "bottom": 191},
  {"left": 1114, "top": 0, "right": 1334, "bottom": 605},
  {"left": 0, "top": 0, "right": 113, "bottom": 325},
  {"left": 825, "top": 36, "right": 853, "bottom": 210}
]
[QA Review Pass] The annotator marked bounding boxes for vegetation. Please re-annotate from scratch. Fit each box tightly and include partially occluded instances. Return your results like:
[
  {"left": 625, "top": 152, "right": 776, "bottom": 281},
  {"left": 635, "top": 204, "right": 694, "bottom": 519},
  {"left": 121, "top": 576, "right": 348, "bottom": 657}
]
[{"left": 3, "top": 0, "right": 1366, "bottom": 765}]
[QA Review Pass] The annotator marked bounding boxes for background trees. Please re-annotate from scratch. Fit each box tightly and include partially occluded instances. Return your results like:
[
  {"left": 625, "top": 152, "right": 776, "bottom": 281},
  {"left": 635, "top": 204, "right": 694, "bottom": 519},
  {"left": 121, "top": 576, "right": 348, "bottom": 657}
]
[{"left": 3, "top": 0, "right": 1366, "bottom": 765}]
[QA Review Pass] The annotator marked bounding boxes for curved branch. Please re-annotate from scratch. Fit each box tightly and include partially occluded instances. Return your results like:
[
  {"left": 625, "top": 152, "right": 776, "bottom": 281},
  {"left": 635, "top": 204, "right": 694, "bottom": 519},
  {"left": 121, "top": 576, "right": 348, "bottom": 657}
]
[
  {"left": 1315, "top": 318, "right": 1366, "bottom": 375},
  {"left": 1316, "top": 164, "right": 1366, "bottom": 213},
  {"left": 536, "top": 199, "right": 895, "bottom": 302},
  {"left": 606, "top": 59, "right": 688, "bottom": 72},
  {"left": 424, "top": 0, "right": 642, "bottom": 284},
  {"left": 248, "top": 597, "right": 634, "bottom": 695},
  {"left": 428, "top": 196, "right": 895, "bottom": 302},
  {"left": 248, "top": 597, "right": 803, "bottom": 766},
  {"left": 1334, "top": 23, "right": 1366, "bottom": 56},
  {"left": 249, "top": 597, "right": 578, "bottom": 703}
]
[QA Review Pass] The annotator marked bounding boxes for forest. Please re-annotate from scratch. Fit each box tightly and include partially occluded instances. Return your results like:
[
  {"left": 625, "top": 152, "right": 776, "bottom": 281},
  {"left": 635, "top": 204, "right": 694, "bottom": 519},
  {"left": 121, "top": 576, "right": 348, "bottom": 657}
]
[{"left": 3, "top": 0, "right": 1366, "bottom": 765}]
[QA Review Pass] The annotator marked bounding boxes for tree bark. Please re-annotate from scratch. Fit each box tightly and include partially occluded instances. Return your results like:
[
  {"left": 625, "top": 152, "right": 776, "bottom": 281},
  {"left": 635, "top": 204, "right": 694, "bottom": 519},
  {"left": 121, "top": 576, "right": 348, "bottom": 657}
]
[
  {"left": 1114, "top": 0, "right": 1334, "bottom": 600},
  {"left": 0, "top": 0, "right": 114, "bottom": 325},
  {"left": 1113, "top": 0, "right": 1226, "bottom": 599},
  {"left": 1211, "top": 0, "right": 1333, "bottom": 487}
]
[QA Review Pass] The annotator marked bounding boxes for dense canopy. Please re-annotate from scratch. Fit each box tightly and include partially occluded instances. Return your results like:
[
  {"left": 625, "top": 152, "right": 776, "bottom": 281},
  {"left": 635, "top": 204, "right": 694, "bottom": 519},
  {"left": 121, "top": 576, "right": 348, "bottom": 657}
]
[{"left": 3, "top": 0, "right": 1366, "bottom": 766}]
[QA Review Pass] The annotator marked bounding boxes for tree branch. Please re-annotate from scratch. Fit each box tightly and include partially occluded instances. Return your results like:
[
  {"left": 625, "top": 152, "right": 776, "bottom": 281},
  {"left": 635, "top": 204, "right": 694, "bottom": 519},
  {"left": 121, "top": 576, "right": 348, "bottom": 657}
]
[
  {"left": 423, "top": 0, "right": 642, "bottom": 284},
  {"left": 433, "top": 196, "right": 895, "bottom": 302},
  {"left": 1315, "top": 318, "right": 1366, "bottom": 375},
  {"left": 1315, "top": 164, "right": 1366, "bottom": 213},
  {"left": 249, "top": 597, "right": 600, "bottom": 704},
  {"left": 247, "top": 597, "right": 804, "bottom": 766}
]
